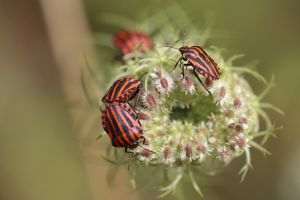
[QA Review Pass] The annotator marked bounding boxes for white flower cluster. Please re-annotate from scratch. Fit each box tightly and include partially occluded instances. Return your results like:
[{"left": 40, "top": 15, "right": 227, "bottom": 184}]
[{"left": 133, "top": 68, "right": 258, "bottom": 166}]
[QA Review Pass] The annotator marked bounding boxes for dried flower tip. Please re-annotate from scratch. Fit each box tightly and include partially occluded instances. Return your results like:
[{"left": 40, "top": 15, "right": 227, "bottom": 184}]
[
  {"left": 233, "top": 98, "right": 242, "bottom": 109},
  {"left": 217, "top": 146, "right": 233, "bottom": 163},
  {"left": 180, "top": 76, "right": 196, "bottom": 94},
  {"left": 140, "top": 148, "right": 153, "bottom": 158},
  {"left": 163, "top": 147, "right": 172, "bottom": 160},
  {"left": 152, "top": 70, "right": 175, "bottom": 94},
  {"left": 228, "top": 123, "right": 244, "bottom": 132},
  {"left": 196, "top": 142, "right": 208, "bottom": 154},
  {"left": 235, "top": 124, "right": 244, "bottom": 132},
  {"left": 239, "top": 117, "right": 248, "bottom": 124},
  {"left": 219, "top": 86, "right": 226, "bottom": 99},
  {"left": 185, "top": 144, "right": 193, "bottom": 158},
  {"left": 224, "top": 109, "right": 235, "bottom": 118},
  {"left": 230, "top": 133, "right": 249, "bottom": 150},
  {"left": 141, "top": 92, "right": 158, "bottom": 109},
  {"left": 113, "top": 30, "right": 153, "bottom": 55},
  {"left": 177, "top": 143, "right": 183, "bottom": 151},
  {"left": 228, "top": 123, "right": 236, "bottom": 129}
]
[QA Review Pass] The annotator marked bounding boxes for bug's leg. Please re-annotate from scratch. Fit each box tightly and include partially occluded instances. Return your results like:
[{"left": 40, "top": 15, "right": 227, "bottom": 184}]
[
  {"left": 133, "top": 89, "right": 141, "bottom": 109},
  {"left": 120, "top": 103, "right": 140, "bottom": 122},
  {"left": 127, "top": 101, "right": 138, "bottom": 118},
  {"left": 140, "top": 136, "right": 149, "bottom": 145},
  {"left": 142, "top": 137, "right": 146, "bottom": 144},
  {"left": 125, "top": 146, "right": 134, "bottom": 153},
  {"left": 181, "top": 63, "right": 186, "bottom": 79},
  {"left": 173, "top": 57, "right": 182, "bottom": 71},
  {"left": 193, "top": 69, "right": 212, "bottom": 97}
]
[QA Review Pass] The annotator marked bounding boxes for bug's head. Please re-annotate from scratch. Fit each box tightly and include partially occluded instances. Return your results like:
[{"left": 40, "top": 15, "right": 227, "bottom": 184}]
[{"left": 179, "top": 46, "right": 189, "bottom": 54}]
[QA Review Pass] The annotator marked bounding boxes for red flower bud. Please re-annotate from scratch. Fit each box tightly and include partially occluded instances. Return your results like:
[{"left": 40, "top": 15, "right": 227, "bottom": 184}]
[{"left": 113, "top": 31, "right": 153, "bottom": 55}]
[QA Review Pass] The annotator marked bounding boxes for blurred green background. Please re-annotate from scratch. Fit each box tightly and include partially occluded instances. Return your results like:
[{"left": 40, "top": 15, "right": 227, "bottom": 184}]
[{"left": 0, "top": 0, "right": 299, "bottom": 200}]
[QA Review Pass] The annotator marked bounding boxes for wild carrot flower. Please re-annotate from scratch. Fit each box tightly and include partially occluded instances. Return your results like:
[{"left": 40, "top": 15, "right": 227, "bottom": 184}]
[{"left": 90, "top": 5, "right": 281, "bottom": 199}]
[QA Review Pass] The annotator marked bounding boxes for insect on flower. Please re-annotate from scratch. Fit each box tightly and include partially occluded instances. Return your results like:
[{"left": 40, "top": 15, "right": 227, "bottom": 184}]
[
  {"left": 174, "top": 46, "right": 222, "bottom": 95},
  {"left": 102, "top": 76, "right": 141, "bottom": 104},
  {"left": 113, "top": 30, "right": 153, "bottom": 55},
  {"left": 101, "top": 102, "right": 147, "bottom": 152}
]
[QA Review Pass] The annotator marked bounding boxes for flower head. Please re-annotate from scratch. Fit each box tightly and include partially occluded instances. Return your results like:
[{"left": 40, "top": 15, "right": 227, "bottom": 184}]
[{"left": 95, "top": 7, "right": 279, "bottom": 198}]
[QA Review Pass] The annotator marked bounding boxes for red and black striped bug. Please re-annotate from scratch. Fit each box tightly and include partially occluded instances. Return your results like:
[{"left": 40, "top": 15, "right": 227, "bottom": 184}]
[
  {"left": 101, "top": 102, "right": 147, "bottom": 152},
  {"left": 102, "top": 76, "right": 141, "bottom": 104},
  {"left": 174, "top": 46, "right": 222, "bottom": 95}
]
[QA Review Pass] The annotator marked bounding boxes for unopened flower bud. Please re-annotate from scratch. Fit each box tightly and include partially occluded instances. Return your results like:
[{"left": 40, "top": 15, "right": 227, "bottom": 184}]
[
  {"left": 113, "top": 30, "right": 153, "bottom": 55},
  {"left": 185, "top": 144, "right": 193, "bottom": 158},
  {"left": 163, "top": 147, "right": 171, "bottom": 160},
  {"left": 234, "top": 98, "right": 242, "bottom": 109}
]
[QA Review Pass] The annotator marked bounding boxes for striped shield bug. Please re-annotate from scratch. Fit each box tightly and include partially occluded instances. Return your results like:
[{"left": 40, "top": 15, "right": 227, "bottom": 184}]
[
  {"left": 116, "top": 102, "right": 149, "bottom": 122},
  {"left": 101, "top": 102, "right": 146, "bottom": 152},
  {"left": 102, "top": 76, "right": 141, "bottom": 104},
  {"left": 174, "top": 46, "right": 222, "bottom": 95}
]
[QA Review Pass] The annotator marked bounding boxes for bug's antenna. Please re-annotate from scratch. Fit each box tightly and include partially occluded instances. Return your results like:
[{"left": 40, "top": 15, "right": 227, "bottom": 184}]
[
  {"left": 163, "top": 45, "right": 178, "bottom": 50},
  {"left": 163, "top": 30, "right": 187, "bottom": 49},
  {"left": 159, "top": 36, "right": 182, "bottom": 49},
  {"left": 172, "top": 36, "right": 182, "bottom": 44}
]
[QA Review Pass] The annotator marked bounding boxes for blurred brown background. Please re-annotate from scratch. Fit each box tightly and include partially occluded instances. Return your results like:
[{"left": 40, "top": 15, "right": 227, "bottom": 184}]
[{"left": 0, "top": 0, "right": 299, "bottom": 200}]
